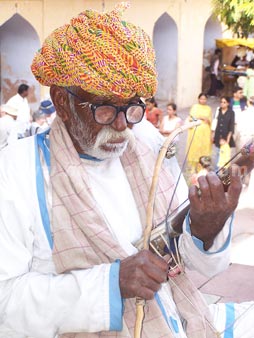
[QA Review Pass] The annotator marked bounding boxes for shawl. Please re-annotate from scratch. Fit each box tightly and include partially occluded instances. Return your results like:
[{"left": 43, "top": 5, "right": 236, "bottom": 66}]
[{"left": 50, "top": 116, "right": 217, "bottom": 338}]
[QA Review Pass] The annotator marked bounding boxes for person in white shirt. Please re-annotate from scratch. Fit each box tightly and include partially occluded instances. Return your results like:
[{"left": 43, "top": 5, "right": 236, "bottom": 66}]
[
  {"left": 0, "top": 104, "right": 18, "bottom": 150},
  {"left": 6, "top": 83, "right": 31, "bottom": 137},
  {"left": 29, "top": 110, "right": 48, "bottom": 135},
  {"left": 0, "top": 4, "right": 253, "bottom": 338},
  {"left": 237, "top": 96, "right": 254, "bottom": 148},
  {"left": 39, "top": 99, "right": 56, "bottom": 126}
]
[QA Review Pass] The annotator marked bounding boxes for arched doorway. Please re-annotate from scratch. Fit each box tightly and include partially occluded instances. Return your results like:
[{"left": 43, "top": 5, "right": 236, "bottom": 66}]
[
  {"left": 153, "top": 12, "right": 178, "bottom": 113},
  {"left": 0, "top": 14, "right": 40, "bottom": 110},
  {"left": 202, "top": 15, "right": 222, "bottom": 92}
]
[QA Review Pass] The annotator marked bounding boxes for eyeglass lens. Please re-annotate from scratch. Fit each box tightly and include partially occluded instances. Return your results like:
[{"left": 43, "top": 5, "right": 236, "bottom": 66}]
[{"left": 94, "top": 105, "right": 144, "bottom": 124}]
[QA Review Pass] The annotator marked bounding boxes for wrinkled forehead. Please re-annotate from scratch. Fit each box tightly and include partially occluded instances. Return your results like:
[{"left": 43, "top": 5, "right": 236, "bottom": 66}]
[{"left": 69, "top": 86, "right": 141, "bottom": 105}]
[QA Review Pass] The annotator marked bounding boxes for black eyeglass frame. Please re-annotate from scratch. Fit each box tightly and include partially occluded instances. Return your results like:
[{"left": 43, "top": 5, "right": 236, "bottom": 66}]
[{"left": 65, "top": 88, "right": 146, "bottom": 125}]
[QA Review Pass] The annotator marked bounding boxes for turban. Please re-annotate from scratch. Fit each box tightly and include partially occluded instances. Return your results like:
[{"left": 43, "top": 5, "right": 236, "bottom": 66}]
[{"left": 31, "top": 2, "right": 157, "bottom": 98}]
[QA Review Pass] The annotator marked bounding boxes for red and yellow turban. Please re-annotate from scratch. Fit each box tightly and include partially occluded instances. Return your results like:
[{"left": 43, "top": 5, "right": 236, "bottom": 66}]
[{"left": 31, "top": 2, "right": 157, "bottom": 98}]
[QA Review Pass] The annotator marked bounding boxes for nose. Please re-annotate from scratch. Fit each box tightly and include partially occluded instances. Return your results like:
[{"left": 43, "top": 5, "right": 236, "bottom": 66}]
[{"left": 111, "top": 111, "right": 128, "bottom": 132}]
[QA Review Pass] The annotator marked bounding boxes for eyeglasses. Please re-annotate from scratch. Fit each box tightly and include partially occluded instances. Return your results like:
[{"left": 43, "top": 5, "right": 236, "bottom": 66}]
[{"left": 66, "top": 88, "right": 146, "bottom": 125}]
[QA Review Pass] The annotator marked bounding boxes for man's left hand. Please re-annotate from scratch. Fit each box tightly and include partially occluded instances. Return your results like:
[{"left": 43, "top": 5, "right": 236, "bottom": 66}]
[{"left": 189, "top": 165, "right": 242, "bottom": 250}]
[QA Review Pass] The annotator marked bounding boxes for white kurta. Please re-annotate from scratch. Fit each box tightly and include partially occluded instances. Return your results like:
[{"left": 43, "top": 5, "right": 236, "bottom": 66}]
[
  {"left": 0, "top": 115, "right": 18, "bottom": 150},
  {"left": 6, "top": 93, "right": 30, "bottom": 135},
  {"left": 0, "top": 120, "right": 251, "bottom": 338}
]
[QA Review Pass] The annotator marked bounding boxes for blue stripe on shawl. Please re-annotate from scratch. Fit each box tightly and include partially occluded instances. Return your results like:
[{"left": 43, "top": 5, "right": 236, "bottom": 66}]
[
  {"left": 155, "top": 293, "right": 170, "bottom": 326},
  {"left": 155, "top": 293, "right": 179, "bottom": 333},
  {"left": 224, "top": 303, "right": 235, "bottom": 338},
  {"left": 170, "top": 316, "right": 179, "bottom": 333},
  {"left": 35, "top": 131, "right": 53, "bottom": 249},
  {"left": 185, "top": 211, "right": 234, "bottom": 254},
  {"left": 109, "top": 260, "right": 123, "bottom": 331},
  {"left": 37, "top": 130, "right": 50, "bottom": 170}
]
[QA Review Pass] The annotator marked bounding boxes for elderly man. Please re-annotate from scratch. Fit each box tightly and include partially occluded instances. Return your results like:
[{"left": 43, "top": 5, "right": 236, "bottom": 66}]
[{"left": 0, "top": 3, "right": 253, "bottom": 338}]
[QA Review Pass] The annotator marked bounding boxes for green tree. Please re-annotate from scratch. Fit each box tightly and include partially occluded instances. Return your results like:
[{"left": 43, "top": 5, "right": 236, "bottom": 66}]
[{"left": 212, "top": 0, "right": 254, "bottom": 38}]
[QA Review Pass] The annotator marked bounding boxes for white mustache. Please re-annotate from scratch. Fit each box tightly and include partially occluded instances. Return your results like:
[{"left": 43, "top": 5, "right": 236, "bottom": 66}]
[{"left": 94, "top": 126, "right": 135, "bottom": 150}]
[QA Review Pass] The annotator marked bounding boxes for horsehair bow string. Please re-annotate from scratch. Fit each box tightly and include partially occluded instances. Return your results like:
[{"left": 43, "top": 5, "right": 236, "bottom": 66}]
[{"left": 134, "top": 119, "right": 201, "bottom": 338}]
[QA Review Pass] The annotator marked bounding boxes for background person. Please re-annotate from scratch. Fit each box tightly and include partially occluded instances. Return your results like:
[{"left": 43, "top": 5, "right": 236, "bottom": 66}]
[
  {"left": 190, "top": 155, "right": 212, "bottom": 186},
  {"left": 0, "top": 104, "right": 18, "bottom": 150},
  {"left": 29, "top": 110, "right": 47, "bottom": 135},
  {"left": 212, "top": 96, "right": 235, "bottom": 170},
  {"left": 186, "top": 93, "right": 212, "bottom": 173},
  {"left": 6, "top": 83, "right": 31, "bottom": 138},
  {"left": 145, "top": 96, "right": 163, "bottom": 128},
  {"left": 159, "top": 102, "right": 182, "bottom": 137},
  {"left": 243, "top": 59, "right": 254, "bottom": 100},
  {"left": 39, "top": 99, "right": 56, "bottom": 126},
  {"left": 229, "top": 86, "right": 247, "bottom": 152},
  {"left": 207, "top": 48, "right": 222, "bottom": 97},
  {"left": 236, "top": 95, "right": 254, "bottom": 149}
]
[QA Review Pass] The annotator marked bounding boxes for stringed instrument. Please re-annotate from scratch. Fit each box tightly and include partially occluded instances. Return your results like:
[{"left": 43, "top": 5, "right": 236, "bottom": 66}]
[
  {"left": 135, "top": 138, "right": 254, "bottom": 257},
  {"left": 134, "top": 120, "right": 254, "bottom": 338}
]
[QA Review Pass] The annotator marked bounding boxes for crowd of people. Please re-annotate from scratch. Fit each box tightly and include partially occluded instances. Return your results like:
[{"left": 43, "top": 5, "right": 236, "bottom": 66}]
[
  {"left": 0, "top": 84, "right": 56, "bottom": 150},
  {"left": 0, "top": 3, "right": 254, "bottom": 338}
]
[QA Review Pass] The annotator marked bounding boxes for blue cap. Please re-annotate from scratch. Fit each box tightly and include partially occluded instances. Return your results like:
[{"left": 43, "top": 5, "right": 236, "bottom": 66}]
[{"left": 39, "top": 100, "right": 55, "bottom": 115}]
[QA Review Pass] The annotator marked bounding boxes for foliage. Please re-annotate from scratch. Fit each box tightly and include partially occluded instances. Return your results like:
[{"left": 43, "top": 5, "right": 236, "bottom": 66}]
[{"left": 212, "top": 0, "right": 254, "bottom": 38}]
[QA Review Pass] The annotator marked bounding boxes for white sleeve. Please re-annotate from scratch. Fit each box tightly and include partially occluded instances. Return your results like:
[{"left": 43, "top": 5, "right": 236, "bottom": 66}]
[
  {"left": 0, "top": 199, "right": 123, "bottom": 337},
  {"left": 179, "top": 213, "right": 233, "bottom": 278}
]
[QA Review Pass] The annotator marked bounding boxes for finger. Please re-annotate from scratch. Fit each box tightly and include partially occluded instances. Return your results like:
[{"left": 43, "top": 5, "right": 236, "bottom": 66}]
[
  {"left": 141, "top": 250, "right": 168, "bottom": 273},
  {"left": 196, "top": 175, "right": 212, "bottom": 203},
  {"left": 136, "top": 286, "right": 156, "bottom": 300},
  {"left": 142, "top": 262, "right": 167, "bottom": 284},
  {"left": 206, "top": 171, "right": 226, "bottom": 203},
  {"left": 189, "top": 184, "right": 201, "bottom": 209},
  {"left": 140, "top": 251, "right": 168, "bottom": 284},
  {"left": 227, "top": 165, "right": 242, "bottom": 208},
  {"left": 142, "top": 274, "right": 163, "bottom": 293}
]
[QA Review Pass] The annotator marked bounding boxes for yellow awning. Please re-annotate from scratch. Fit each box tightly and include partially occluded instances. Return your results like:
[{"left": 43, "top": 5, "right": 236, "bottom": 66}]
[{"left": 216, "top": 38, "right": 254, "bottom": 49}]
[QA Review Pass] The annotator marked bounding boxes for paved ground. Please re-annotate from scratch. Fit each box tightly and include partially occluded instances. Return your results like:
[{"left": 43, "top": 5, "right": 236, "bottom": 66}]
[{"left": 175, "top": 97, "right": 254, "bottom": 304}]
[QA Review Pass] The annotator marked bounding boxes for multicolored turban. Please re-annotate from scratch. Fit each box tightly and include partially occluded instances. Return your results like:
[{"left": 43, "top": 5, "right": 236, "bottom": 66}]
[{"left": 31, "top": 2, "right": 157, "bottom": 98}]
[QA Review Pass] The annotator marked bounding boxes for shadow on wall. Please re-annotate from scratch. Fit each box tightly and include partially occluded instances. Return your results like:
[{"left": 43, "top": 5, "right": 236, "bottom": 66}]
[{"left": 0, "top": 13, "right": 40, "bottom": 109}]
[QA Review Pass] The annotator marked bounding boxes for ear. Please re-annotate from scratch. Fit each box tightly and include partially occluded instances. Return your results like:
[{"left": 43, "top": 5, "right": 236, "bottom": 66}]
[{"left": 50, "top": 85, "right": 70, "bottom": 122}]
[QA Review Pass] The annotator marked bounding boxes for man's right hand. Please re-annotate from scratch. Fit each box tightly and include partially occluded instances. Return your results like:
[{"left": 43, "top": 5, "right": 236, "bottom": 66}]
[{"left": 119, "top": 250, "right": 168, "bottom": 300}]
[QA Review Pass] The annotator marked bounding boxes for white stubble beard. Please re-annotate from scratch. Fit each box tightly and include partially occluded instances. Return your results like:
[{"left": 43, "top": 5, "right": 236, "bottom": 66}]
[{"left": 68, "top": 96, "right": 136, "bottom": 160}]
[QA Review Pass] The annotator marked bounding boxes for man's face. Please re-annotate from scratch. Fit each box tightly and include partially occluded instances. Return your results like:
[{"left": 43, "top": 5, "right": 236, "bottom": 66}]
[
  {"left": 62, "top": 87, "right": 138, "bottom": 160},
  {"left": 234, "top": 90, "right": 243, "bottom": 100},
  {"left": 22, "top": 90, "right": 29, "bottom": 98}
]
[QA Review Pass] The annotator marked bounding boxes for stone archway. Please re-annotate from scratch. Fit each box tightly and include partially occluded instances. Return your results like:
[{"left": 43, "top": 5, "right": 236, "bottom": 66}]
[
  {"left": 202, "top": 15, "right": 223, "bottom": 92},
  {"left": 153, "top": 12, "right": 178, "bottom": 113},
  {"left": 0, "top": 13, "right": 40, "bottom": 110}
]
